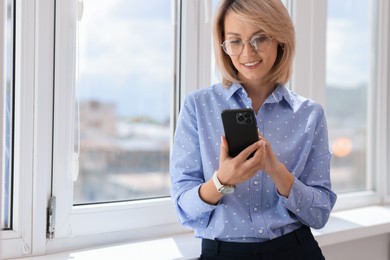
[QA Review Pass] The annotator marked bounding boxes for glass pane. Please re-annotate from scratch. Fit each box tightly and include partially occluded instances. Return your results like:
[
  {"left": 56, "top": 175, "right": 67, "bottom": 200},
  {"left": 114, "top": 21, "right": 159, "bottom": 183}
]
[
  {"left": 74, "top": 0, "right": 173, "bottom": 204},
  {"left": 326, "top": 0, "right": 372, "bottom": 193},
  {"left": 1, "top": 0, "right": 14, "bottom": 230}
]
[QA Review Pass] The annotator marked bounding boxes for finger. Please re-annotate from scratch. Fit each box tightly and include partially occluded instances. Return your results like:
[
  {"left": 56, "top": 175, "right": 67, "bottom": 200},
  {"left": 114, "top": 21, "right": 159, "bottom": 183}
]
[
  {"left": 258, "top": 140, "right": 266, "bottom": 168},
  {"left": 245, "top": 140, "right": 265, "bottom": 167},
  {"left": 236, "top": 140, "right": 262, "bottom": 162},
  {"left": 258, "top": 132, "right": 270, "bottom": 148},
  {"left": 220, "top": 135, "right": 229, "bottom": 161},
  {"left": 258, "top": 130, "right": 264, "bottom": 138}
]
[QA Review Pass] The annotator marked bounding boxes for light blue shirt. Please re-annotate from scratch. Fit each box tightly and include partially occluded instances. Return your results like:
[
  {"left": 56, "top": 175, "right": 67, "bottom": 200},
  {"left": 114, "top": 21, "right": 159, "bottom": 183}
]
[{"left": 170, "top": 83, "right": 337, "bottom": 242}]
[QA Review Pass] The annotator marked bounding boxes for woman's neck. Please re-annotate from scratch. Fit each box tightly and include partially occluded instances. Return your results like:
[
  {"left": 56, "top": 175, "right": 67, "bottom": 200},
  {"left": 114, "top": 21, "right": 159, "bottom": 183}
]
[{"left": 242, "top": 81, "right": 276, "bottom": 113}]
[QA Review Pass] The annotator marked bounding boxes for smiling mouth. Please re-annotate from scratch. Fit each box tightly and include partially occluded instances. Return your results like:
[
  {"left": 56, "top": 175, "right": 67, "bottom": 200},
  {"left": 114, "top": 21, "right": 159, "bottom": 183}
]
[{"left": 243, "top": 60, "right": 261, "bottom": 67}]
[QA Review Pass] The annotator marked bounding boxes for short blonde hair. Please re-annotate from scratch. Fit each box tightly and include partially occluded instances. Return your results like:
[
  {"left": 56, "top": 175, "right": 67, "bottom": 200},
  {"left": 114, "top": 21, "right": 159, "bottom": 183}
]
[{"left": 213, "top": 0, "right": 295, "bottom": 87}]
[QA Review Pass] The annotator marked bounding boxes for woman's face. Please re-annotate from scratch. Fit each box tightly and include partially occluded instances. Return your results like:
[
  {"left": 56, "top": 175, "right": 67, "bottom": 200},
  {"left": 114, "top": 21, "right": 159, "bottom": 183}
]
[{"left": 223, "top": 11, "right": 279, "bottom": 87}]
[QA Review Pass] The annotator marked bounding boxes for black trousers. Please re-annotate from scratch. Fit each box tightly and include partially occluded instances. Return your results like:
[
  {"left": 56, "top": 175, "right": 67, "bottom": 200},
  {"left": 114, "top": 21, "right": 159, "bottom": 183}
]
[{"left": 200, "top": 225, "right": 325, "bottom": 260}]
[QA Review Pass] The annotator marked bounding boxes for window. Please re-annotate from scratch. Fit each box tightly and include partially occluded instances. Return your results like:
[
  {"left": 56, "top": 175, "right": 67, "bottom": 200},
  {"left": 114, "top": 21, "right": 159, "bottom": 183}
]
[
  {"left": 50, "top": 0, "right": 181, "bottom": 243},
  {"left": 2, "top": 0, "right": 390, "bottom": 258},
  {"left": 1, "top": 0, "right": 14, "bottom": 231},
  {"left": 325, "top": 0, "right": 373, "bottom": 193},
  {"left": 1, "top": 0, "right": 37, "bottom": 258},
  {"left": 73, "top": 0, "right": 173, "bottom": 204}
]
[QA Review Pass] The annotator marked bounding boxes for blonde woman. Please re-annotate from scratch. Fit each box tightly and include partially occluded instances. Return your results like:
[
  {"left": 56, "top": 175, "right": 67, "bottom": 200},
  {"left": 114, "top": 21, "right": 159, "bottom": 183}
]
[{"left": 170, "top": 0, "right": 336, "bottom": 259}]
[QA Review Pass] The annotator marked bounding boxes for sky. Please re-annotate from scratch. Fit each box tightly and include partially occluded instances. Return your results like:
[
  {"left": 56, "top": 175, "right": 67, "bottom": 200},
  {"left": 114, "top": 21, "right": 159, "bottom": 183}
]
[
  {"left": 77, "top": 0, "right": 173, "bottom": 122},
  {"left": 76, "top": 0, "right": 372, "bottom": 122},
  {"left": 326, "top": 0, "right": 372, "bottom": 88}
]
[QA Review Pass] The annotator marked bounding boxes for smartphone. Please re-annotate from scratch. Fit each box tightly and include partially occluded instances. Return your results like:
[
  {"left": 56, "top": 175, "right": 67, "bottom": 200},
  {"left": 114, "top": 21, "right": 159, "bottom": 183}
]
[{"left": 221, "top": 108, "right": 259, "bottom": 158}]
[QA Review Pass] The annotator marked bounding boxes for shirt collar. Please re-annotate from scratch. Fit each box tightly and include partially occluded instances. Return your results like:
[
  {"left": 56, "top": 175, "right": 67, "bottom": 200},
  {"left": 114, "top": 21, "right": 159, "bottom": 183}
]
[
  {"left": 266, "top": 84, "right": 295, "bottom": 109},
  {"left": 224, "top": 82, "right": 243, "bottom": 100},
  {"left": 223, "top": 82, "right": 295, "bottom": 109}
]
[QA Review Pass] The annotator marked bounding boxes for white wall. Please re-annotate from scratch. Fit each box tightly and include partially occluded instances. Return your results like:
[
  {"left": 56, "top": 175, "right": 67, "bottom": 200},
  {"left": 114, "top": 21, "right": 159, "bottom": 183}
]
[{"left": 322, "top": 234, "right": 390, "bottom": 260}]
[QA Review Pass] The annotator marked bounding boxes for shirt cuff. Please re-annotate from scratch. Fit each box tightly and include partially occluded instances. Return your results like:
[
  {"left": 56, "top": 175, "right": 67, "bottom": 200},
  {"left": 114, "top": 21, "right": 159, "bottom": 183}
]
[
  {"left": 278, "top": 177, "right": 314, "bottom": 214},
  {"left": 179, "top": 184, "right": 218, "bottom": 217}
]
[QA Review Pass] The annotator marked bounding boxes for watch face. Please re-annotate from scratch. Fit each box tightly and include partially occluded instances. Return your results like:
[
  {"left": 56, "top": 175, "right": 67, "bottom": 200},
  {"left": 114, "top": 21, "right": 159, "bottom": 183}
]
[{"left": 219, "top": 186, "right": 235, "bottom": 194}]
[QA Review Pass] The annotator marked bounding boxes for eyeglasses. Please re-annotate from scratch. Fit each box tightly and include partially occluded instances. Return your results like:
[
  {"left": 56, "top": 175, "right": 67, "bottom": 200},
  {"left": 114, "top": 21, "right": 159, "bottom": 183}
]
[{"left": 221, "top": 34, "right": 273, "bottom": 56}]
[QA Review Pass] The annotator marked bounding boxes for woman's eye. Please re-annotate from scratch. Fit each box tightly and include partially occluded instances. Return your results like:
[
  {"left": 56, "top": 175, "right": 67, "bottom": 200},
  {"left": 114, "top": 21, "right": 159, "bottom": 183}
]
[
  {"left": 229, "top": 39, "right": 242, "bottom": 45},
  {"left": 252, "top": 35, "right": 267, "bottom": 43}
]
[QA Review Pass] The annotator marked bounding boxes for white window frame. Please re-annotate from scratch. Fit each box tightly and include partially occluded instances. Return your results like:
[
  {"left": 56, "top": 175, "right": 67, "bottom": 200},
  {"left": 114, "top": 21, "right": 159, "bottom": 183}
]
[
  {"left": 291, "top": 0, "right": 389, "bottom": 211},
  {"left": 0, "top": 0, "right": 8, "bottom": 232},
  {"left": 1, "top": 0, "right": 61, "bottom": 257},
  {"left": 0, "top": 0, "right": 35, "bottom": 258},
  {"left": 48, "top": 0, "right": 188, "bottom": 252},
  {"left": 1, "top": 0, "right": 389, "bottom": 258},
  {"left": 375, "top": 0, "right": 390, "bottom": 203}
]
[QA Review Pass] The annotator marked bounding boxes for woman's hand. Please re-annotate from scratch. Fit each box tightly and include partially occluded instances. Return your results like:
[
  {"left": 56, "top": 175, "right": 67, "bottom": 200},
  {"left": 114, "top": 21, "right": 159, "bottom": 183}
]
[
  {"left": 257, "top": 133, "right": 283, "bottom": 175},
  {"left": 217, "top": 135, "right": 266, "bottom": 185},
  {"left": 258, "top": 132, "right": 294, "bottom": 197},
  {"left": 217, "top": 133, "right": 294, "bottom": 198}
]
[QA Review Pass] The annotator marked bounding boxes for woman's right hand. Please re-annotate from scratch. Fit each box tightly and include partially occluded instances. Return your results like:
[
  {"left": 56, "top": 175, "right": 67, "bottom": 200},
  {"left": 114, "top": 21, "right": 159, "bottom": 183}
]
[{"left": 217, "top": 135, "right": 266, "bottom": 186}]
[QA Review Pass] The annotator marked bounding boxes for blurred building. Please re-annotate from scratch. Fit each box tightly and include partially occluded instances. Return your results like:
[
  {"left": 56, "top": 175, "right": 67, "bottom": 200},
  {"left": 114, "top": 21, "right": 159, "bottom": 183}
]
[{"left": 75, "top": 100, "right": 170, "bottom": 203}]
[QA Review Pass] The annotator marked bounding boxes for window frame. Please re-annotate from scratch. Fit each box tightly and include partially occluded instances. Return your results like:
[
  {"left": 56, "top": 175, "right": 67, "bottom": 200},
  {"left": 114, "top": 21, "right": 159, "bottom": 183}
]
[
  {"left": 291, "top": 0, "right": 388, "bottom": 211},
  {"left": 1, "top": 0, "right": 389, "bottom": 257},
  {"left": 48, "top": 0, "right": 188, "bottom": 251},
  {"left": 374, "top": 0, "right": 390, "bottom": 203},
  {"left": 0, "top": 0, "right": 9, "bottom": 231},
  {"left": 0, "top": 0, "right": 35, "bottom": 258}
]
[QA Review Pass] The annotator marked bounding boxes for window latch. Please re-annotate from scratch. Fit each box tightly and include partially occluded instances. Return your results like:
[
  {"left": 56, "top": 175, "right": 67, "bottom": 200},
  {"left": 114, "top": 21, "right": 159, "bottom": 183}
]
[{"left": 46, "top": 196, "right": 56, "bottom": 239}]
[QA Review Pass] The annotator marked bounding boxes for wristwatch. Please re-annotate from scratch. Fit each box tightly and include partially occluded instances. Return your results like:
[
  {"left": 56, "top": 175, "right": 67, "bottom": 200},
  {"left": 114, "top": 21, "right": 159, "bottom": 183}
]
[{"left": 212, "top": 171, "right": 236, "bottom": 194}]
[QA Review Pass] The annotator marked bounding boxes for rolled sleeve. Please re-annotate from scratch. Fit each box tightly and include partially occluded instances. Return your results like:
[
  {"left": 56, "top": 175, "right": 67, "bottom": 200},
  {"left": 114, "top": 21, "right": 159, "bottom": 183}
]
[
  {"left": 280, "top": 154, "right": 337, "bottom": 229},
  {"left": 176, "top": 184, "right": 218, "bottom": 228},
  {"left": 282, "top": 178, "right": 314, "bottom": 215},
  {"left": 170, "top": 94, "right": 218, "bottom": 229}
]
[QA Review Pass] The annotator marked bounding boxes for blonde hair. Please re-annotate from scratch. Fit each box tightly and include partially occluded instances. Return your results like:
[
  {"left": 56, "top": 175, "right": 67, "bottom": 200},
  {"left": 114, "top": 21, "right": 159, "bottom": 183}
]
[{"left": 213, "top": 0, "right": 295, "bottom": 87}]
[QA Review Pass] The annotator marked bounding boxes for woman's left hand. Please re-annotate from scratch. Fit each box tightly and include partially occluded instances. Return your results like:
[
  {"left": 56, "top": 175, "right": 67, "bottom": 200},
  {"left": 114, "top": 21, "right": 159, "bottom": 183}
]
[{"left": 258, "top": 132, "right": 294, "bottom": 197}]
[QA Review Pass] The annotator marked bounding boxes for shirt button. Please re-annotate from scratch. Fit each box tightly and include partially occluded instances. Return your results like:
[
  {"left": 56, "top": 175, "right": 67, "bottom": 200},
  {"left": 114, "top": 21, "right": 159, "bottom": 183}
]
[
  {"left": 258, "top": 229, "right": 264, "bottom": 234},
  {"left": 253, "top": 181, "right": 259, "bottom": 186},
  {"left": 296, "top": 208, "right": 300, "bottom": 212},
  {"left": 254, "top": 207, "right": 258, "bottom": 212}
]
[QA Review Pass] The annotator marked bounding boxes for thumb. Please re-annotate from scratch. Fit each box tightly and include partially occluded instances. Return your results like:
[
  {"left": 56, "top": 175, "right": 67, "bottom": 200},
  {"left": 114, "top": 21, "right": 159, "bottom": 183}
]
[{"left": 220, "top": 135, "right": 229, "bottom": 160}]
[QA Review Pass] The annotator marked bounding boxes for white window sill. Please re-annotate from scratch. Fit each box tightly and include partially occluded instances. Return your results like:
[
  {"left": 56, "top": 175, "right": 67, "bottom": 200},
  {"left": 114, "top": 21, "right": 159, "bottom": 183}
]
[
  {"left": 15, "top": 205, "right": 390, "bottom": 260},
  {"left": 313, "top": 205, "right": 390, "bottom": 247}
]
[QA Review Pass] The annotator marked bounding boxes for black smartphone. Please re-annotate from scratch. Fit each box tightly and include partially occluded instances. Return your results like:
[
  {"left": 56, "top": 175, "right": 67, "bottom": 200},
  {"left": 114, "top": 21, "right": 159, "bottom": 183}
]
[{"left": 221, "top": 108, "right": 259, "bottom": 158}]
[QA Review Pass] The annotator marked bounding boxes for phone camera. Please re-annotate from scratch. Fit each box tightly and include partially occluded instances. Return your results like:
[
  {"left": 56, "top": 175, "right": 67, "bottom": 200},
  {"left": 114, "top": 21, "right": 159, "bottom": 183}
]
[{"left": 236, "top": 112, "right": 253, "bottom": 125}]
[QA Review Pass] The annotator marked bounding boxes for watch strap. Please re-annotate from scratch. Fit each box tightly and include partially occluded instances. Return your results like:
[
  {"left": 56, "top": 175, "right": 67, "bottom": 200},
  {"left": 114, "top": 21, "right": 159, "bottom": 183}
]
[{"left": 212, "top": 171, "right": 235, "bottom": 194}]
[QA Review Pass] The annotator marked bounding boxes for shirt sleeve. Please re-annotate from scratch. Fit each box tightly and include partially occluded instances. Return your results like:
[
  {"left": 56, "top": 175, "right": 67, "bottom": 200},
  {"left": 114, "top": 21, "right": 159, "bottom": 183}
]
[
  {"left": 169, "top": 95, "right": 217, "bottom": 229},
  {"left": 279, "top": 106, "right": 337, "bottom": 229}
]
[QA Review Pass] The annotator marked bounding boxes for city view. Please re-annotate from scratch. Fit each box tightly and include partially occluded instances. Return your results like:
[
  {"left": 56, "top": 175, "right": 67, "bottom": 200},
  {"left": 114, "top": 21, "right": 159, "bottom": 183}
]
[{"left": 73, "top": 100, "right": 171, "bottom": 204}]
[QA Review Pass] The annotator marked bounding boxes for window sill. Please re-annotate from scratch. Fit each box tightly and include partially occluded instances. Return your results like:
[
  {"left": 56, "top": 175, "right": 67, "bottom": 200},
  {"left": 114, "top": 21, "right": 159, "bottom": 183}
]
[
  {"left": 313, "top": 205, "right": 390, "bottom": 247},
  {"left": 15, "top": 205, "right": 390, "bottom": 260}
]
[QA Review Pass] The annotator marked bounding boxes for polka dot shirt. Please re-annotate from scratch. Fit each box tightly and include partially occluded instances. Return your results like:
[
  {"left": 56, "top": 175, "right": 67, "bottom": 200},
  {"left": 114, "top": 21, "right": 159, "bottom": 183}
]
[{"left": 170, "top": 83, "right": 337, "bottom": 242}]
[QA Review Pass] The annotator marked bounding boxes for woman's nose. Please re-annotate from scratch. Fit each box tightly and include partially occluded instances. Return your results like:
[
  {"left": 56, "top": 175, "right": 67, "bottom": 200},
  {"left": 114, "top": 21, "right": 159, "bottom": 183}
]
[{"left": 241, "top": 41, "right": 256, "bottom": 56}]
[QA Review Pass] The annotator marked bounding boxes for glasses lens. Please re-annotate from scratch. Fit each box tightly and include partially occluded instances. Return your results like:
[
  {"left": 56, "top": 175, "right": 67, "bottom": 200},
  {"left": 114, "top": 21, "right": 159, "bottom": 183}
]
[
  {"left": 222, "top": 35, "right": 271, "bottom": 56},
  {"left": 251, "top": 35, "right": 271, "bottom": 52},
  {"left": 223, "top": 40, "right": 242, "bottom": 56}
]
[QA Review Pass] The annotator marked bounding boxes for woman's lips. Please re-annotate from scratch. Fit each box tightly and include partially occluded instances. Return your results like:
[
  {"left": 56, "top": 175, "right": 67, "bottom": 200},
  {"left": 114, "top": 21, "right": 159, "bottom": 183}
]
[{"left": 242, "top": 60, "right": 261, "bottom": 68}]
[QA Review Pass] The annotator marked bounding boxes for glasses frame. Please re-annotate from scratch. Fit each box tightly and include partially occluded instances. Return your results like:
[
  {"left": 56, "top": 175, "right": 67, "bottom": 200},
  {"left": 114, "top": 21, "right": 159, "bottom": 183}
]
[{"left": 221, "top": 34, "right": 273, "bottom": 56}]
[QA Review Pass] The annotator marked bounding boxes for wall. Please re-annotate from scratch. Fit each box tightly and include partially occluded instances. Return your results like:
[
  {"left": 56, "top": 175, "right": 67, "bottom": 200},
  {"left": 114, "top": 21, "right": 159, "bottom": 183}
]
[{"left": 322, "top": 234, "right": 390, "bottom": 260}]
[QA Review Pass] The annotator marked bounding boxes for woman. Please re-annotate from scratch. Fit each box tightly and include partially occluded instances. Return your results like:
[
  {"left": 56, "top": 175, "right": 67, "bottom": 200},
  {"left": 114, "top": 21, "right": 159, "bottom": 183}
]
[{"left": 170, "top": 0, "right": 337, "bottom": 259}]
